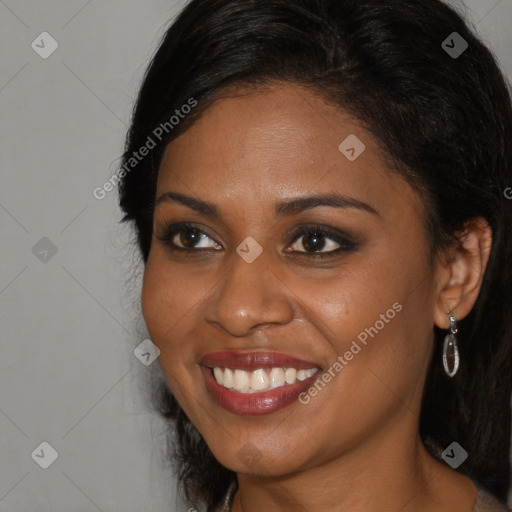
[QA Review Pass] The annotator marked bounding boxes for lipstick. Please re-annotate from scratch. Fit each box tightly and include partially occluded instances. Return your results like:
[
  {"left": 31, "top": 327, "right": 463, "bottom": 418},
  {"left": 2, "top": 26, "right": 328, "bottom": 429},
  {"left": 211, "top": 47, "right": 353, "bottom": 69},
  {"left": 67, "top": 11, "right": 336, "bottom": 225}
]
[{"left": 201, "top": 351, "right": 321, "bottom": 415}]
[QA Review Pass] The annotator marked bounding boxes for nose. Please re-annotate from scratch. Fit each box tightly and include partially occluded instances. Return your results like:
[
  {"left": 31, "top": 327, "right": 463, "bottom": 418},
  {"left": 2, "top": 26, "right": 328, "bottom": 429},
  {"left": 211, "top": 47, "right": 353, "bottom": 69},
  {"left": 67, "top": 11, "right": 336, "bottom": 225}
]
[{"left": 204, "top": 248, "right": 295, "bottom": 337}]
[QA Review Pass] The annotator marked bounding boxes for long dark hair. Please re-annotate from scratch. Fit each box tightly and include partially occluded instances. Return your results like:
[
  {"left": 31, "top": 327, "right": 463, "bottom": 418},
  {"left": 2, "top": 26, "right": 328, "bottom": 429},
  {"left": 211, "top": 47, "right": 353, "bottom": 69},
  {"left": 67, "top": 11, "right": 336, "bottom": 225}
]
[{"left": 118, "top": 0, "right": 512, "bottom": 509}]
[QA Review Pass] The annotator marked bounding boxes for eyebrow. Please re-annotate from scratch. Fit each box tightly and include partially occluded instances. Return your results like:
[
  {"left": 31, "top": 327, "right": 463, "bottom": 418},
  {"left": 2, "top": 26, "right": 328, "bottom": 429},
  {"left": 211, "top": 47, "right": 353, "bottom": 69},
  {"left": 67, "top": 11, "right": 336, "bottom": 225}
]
[{"left": 155, "top": 191, "right": 379, "bottom": 217}]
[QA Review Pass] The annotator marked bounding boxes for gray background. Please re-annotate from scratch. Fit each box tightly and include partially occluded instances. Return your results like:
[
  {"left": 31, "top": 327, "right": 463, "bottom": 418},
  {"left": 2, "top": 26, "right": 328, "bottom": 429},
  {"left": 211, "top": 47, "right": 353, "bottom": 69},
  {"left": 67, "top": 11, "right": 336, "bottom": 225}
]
[{"left": 1, "top": 1, "right": 511, "bottom": 511}]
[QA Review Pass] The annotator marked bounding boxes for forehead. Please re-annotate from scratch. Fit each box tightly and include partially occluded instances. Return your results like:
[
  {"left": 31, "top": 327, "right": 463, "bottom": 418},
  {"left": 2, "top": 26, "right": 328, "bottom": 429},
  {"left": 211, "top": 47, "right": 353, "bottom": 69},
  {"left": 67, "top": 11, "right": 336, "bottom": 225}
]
[{"left": 156, "top": 82, "right": 422, "bottom": 223}]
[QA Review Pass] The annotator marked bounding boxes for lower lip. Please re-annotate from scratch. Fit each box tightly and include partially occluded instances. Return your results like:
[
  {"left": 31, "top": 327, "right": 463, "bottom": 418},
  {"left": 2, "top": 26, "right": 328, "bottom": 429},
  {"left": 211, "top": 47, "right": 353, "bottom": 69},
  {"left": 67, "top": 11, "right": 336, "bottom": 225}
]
[{"left": 201, "top": 366, "right": 320, "bottom": 416}]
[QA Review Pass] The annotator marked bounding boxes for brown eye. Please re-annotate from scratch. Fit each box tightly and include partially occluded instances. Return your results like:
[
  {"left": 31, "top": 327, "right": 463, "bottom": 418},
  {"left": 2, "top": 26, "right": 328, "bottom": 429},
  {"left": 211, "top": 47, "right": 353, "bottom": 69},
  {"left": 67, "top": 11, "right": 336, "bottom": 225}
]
[
  {"left": 286, "top": 224, "right": 358, "bottom": 257},
  {"left": 290, "top": 231, "right": 342, "bottom": 254},
  {"left": 178, "top": 227, "right": 203, "bottom": 248},
  {"left": 156, "top": 223, "right": 222, "bottom": 251},
  {"left": 302, "top": 233, "right": 332, "bottom": 252}
]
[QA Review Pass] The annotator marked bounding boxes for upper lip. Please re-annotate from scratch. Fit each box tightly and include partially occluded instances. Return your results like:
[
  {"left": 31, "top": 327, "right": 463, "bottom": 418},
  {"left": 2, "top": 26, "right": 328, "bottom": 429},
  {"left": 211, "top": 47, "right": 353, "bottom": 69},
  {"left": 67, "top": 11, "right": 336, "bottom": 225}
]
[{"left": 201, "top": 351, "right": 321, "bottom": 371}]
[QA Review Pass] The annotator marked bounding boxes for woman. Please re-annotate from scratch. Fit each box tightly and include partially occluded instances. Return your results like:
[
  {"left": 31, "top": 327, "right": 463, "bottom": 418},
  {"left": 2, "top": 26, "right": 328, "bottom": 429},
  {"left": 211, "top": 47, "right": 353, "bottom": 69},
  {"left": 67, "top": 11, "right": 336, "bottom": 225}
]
[{"left": 118, "top": 0, "right": 512, "bottom": 510}]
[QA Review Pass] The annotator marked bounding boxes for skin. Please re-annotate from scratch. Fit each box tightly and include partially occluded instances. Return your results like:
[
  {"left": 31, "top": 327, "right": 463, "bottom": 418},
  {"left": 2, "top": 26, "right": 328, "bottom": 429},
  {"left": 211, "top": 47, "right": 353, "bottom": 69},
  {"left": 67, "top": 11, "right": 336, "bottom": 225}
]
[{"left": 141, "top": 82, "right": 492, "bottom": 512}]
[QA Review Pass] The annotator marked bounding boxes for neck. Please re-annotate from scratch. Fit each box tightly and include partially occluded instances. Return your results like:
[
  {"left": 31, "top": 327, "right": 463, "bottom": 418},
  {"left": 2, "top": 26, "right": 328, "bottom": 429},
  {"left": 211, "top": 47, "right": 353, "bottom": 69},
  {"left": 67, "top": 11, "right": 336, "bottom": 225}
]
[{"left": 232, "top": 414, "right": 476, "bottom": 512}]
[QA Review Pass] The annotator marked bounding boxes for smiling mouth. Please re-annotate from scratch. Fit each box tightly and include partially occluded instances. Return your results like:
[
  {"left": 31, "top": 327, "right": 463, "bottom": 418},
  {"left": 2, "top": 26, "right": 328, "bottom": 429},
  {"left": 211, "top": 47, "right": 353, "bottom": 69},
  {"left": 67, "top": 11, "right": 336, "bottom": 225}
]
[
  {"left": 200, "top": 351, "right": 323, "bottom": 415},
  {"left": 209, "top": 366, "right": 319, "bottom": 393}
]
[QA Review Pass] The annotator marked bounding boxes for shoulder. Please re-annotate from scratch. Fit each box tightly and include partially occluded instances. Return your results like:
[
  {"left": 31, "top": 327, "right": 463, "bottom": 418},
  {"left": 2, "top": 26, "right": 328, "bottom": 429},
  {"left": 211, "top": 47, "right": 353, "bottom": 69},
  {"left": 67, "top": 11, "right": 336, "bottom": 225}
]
[{"left": 472, "top": 484, "right": 511, "bottom": 512}]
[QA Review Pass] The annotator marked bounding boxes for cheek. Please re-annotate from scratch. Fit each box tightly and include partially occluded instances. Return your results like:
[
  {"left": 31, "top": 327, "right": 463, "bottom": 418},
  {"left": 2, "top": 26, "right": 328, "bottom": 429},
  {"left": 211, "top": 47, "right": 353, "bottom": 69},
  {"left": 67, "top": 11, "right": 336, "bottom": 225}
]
[
  {"left": 141, "top": 253, "right": 198, "bottom": 338},
  {"left": 140, "top": 253, "right": 210, "bottom": 387},
  {"left": 141, "top": 260, "right": 168, "bottom": 338},
  {"left": 141, "top": 260, "right": 197, "bottom": 403},
  {"left": 140, "top": 257, "right": 191, "bottom": 376},
  {"left": 300, "top": 249, "right": 430, "bottom": 387}
]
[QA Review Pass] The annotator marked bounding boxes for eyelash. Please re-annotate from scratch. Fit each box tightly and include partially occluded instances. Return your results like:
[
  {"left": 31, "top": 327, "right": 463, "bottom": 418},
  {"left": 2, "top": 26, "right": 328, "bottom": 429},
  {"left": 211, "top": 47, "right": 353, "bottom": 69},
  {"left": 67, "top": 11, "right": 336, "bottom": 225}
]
[{"left": 155, "top": 222, "right": 357, "bottom": 258}]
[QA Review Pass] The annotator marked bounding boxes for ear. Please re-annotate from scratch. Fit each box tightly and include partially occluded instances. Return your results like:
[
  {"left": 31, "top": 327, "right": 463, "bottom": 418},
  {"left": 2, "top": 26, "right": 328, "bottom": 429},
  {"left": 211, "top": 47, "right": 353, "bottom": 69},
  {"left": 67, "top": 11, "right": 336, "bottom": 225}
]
[{"left": 433, "top": 217, "right": 492, "bottom": 329}]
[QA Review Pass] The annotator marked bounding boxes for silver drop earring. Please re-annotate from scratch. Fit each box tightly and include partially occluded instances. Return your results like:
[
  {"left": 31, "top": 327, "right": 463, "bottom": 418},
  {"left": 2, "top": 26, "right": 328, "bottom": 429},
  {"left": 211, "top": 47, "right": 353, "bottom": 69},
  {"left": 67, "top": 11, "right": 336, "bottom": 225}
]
[{"left": 443, "top": 314, "right": 459, "bottom": 377}]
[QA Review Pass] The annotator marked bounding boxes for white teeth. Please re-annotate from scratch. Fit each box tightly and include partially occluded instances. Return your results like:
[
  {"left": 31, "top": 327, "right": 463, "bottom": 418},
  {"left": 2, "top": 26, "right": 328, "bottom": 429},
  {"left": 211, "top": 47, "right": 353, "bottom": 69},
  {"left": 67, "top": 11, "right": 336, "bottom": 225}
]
[
  {"left": 285, "top": 368, "right": 297, "bottom": 384},
  {"left": 304, "top": 368, "right": 317, "bottom": 379},
  {"left": 223, "top": 368, "right": 234, "bottom": 389},
  {"left": 297, "top": 368, "right": 317, "bottom": 380},
  {"left": 250, "top": 368, "right": 270, "bottom": 391},
  {"left": 269, "top": 367, "right": 285, "bottom": 388},
  {"left": 233, "top": 369, "right": 250, "bottom": 391},
  {"left": 212, "top": 366, "right": 318, "bottom": 393},
  {"left": 213, "top": 367, "right": 224, "bottom": 386}
]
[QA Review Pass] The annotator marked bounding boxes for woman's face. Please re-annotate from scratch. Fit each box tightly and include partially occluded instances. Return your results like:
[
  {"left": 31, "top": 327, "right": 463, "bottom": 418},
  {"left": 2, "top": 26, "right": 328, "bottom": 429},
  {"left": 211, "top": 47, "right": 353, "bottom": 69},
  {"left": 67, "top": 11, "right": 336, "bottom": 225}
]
[{"left": 142, "top": 82, "right": 443, "bottom": 475}]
